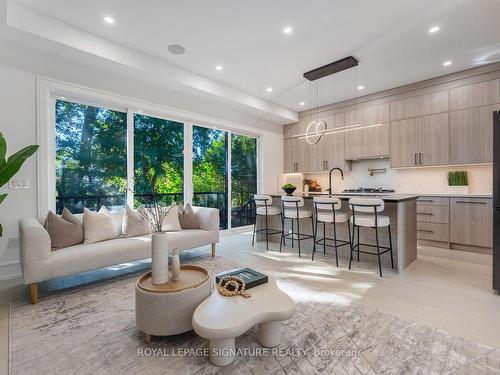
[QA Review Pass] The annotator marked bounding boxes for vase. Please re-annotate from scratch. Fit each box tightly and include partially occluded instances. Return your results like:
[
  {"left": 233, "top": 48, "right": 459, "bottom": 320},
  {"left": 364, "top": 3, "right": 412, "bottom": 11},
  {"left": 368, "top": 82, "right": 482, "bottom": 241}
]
[
  {"left": 446, "top": 185, "right": 469, "bottom": 195},
  {"left": 304, "top": 184, "right": 309, "bottom": 193},
  {"left": 171, "top": 248, "right": 180, "bottom": 281},
  {"left": 151, "top": 232, "right": 169, "bottom": 284}
]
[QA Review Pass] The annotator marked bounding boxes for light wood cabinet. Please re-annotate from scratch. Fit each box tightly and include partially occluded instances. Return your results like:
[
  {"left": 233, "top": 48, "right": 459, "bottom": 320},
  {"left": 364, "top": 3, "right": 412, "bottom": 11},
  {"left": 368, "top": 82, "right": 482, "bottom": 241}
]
[
  {"left": 391, "top": 118, "right": 418, "bottom": 167},
  {"left": 345, "top": 123, "right": 390, "bottom": 160},
  {"left": 417, "top": 113, "right": 449, "bottom": 166},
  {"left": 358, "top": 103, "right": 390, "bottom": 126},
  {"left": 307, "top": 132, "right": 348, "bottom": 172},
  {"left": 284, "top": 137, "right": 308, "bottom": 172},
  {"left": 283, "top": 138, "right": 293, "bottom": 173},
  {"left": 451, "top": 79, "right": 500, "bottom": 110},
  {"left": 417, "top": 222, "right": 449, "bottom": 242},
  {"left": 390, "top": 113, "right": 449, "bottom": 167},
  {"left": 450, "top": 104, "right": 499, "bottom": 164},
  {"left": 416, "top": 90, "right": 449, "bottom": 115},
  {"left": 391, "top": 97, "right": 417, "bottom": 120},
  {"left": 450, "top": 197, "right": 493, "bottom": 248}
]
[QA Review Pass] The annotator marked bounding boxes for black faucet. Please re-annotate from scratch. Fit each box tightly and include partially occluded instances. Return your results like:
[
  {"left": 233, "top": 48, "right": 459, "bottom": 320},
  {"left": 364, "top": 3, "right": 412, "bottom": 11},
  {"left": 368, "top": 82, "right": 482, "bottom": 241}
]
[{"left": 328, "top": 167, "right": 344, "bottom": 194}]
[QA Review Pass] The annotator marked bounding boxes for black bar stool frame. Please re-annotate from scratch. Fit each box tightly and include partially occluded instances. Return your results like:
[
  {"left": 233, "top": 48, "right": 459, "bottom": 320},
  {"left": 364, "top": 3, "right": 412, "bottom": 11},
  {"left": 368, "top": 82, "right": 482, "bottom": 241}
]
[
  {"left": 312, "top": 200, "right": 352, "bottom": 266},
  {"left": 251, "top": 197, "right": 282, "bottom": 250},
  {"left": 279, "top": 200, "right": 315, "bottom": 257},
  {"left": 348, "top": 202, "right": 394, "bottom": 277}
]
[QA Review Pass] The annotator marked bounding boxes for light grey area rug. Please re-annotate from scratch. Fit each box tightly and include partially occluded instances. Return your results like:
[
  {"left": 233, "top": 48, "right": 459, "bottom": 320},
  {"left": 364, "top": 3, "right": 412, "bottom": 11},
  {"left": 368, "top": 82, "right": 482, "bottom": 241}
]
[{"left": 10, "top": 255, "right": 500, "bottom": 375}]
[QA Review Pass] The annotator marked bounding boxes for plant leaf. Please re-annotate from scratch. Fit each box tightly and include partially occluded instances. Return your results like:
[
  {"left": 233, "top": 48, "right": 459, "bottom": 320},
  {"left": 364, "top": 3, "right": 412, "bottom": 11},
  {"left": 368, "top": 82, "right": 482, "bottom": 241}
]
[
  {"left": 0, "top": 223, "right": 2, "bottom": 237},
  {"left": 0, "top": 145, "right": 39, "bottom": 188},
  {"left": 0, "top": 193, "right": 6, "bottom": 205},
  {"left": 0, "top": 133, "right": 6, "bottom": 168}
]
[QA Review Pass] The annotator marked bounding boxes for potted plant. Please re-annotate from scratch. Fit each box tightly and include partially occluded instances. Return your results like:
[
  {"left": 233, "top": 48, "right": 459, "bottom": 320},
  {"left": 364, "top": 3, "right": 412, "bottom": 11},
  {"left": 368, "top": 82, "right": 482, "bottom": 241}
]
[
  {"left": 282, "top": 183, "right": 297, "bottom": 196},
  {"left": 447, "top": 171, "right": 469, "bottom": 194},
  {"left": 0, "top": 133, "right": 39, "bottom": 236}
]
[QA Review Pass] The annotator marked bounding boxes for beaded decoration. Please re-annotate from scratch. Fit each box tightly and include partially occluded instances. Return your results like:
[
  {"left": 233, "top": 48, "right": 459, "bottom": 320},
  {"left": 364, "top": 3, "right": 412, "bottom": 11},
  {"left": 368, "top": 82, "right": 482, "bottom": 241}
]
[{"left": 216, "top": 275, "right": 251, "bottom": 298}]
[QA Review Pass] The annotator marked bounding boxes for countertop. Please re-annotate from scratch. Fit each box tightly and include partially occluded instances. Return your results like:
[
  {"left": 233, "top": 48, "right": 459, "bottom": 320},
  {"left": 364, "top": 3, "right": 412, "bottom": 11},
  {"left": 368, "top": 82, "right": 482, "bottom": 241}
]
[
  {"left": 269, "top": 192, "right": 419, "bottom": 203},
  {"left": 415, "top": 193, "right": 492, "bottom": 198}
]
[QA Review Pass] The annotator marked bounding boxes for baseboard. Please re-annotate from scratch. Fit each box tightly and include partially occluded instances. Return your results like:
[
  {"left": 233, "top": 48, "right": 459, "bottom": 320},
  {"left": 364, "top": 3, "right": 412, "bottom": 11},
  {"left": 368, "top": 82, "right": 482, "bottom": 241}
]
[{"left": 0, "top": 261, "right": 21, "bottom": 281}]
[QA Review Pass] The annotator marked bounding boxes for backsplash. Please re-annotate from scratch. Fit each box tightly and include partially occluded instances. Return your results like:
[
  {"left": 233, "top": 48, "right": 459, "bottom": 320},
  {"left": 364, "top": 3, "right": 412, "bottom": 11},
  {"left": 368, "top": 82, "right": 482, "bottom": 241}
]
[{"left": 282, "top": 160, "right": 492, "bottom": 195}]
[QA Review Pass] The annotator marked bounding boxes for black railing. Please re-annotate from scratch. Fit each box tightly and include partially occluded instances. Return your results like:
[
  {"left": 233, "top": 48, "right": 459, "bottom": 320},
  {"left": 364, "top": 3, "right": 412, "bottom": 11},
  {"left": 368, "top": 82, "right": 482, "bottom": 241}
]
[{"left": 56, "top": 191, "right": 256, "bottom": 230}]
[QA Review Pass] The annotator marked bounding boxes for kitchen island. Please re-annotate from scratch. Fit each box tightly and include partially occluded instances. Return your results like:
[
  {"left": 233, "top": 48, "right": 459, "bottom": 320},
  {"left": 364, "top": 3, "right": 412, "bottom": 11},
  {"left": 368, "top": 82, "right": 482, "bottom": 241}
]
[{"left": 255, "top": 193, "right": 418, "bottom": 273}]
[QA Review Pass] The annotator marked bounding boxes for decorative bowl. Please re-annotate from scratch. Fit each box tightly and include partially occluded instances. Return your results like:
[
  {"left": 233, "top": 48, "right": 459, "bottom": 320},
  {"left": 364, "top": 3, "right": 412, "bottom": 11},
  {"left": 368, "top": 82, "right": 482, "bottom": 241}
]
[{"left": 283, "top": 187, "right": 297, "bottom": 195}]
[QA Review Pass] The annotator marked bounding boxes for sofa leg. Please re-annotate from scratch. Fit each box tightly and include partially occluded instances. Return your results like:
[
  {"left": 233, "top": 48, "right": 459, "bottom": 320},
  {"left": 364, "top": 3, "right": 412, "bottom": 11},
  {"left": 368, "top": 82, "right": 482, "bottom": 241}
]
[
  {"left": 29, "top": 283, "right": 38, "bottom": 304},
  {"left": 144, "top": 333, "right": 151, "bottom": 344},
  {"left": 211, "top": 243, "right": 216, "bottom": 257}
]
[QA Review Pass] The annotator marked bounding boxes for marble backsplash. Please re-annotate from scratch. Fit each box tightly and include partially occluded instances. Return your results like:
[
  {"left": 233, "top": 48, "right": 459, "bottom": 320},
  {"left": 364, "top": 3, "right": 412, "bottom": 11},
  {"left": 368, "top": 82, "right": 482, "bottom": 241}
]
[{"left": 281, "top": 159, "right": 492, "bottom": 195}]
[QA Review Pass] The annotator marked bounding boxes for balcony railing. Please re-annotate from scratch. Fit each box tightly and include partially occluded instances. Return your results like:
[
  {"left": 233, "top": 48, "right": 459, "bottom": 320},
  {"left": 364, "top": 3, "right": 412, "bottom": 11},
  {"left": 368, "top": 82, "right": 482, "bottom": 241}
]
[{"left": 56, "top": 191, "right": 256, "bottom": 230}]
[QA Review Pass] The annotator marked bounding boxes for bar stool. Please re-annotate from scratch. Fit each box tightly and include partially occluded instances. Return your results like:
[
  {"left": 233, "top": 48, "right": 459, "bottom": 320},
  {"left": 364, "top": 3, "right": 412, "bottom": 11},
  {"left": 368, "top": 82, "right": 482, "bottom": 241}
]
[
  {"left": 312, "top": 197, "right": 352, "bottom": 265},
  {"left": 348, "top": 198, "right": 394, "bottom": 277},
  {"left": 252, "top": 195, "right": 282, "bottom": 250},
  {"left": 279, "top": 196, "right": 315, "bottom": 257}
]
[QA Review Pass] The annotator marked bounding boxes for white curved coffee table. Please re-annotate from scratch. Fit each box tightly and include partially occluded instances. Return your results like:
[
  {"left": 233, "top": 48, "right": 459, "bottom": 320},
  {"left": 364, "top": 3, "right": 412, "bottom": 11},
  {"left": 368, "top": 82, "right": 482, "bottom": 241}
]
[{"left": 192, "top": 271, "right": 295, "bottom": 366}]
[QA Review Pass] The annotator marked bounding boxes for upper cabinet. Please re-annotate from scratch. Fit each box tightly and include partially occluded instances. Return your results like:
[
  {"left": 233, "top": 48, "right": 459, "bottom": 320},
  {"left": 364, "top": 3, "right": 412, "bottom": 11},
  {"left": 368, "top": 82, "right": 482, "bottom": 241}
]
[
  {"left": 391, "top": 113, "right": 449, "bottom": 167},
  {"left": 283, "top": 137, "right": 309, "bottom": 173},
  {"left": 416, "top": 90, "right": 448, "bottom": 116},
  {"left": 451, "top": 79, "right": 500, "bottom": 110},
  {"left": 357, "top": 103, "right": 390, "bottom": 126},
  {"left": 308, "top": 131, "right": 349, "bottom": 172},
  {"left": 345, "top": 123, "right": 390, "bottom": 160}
]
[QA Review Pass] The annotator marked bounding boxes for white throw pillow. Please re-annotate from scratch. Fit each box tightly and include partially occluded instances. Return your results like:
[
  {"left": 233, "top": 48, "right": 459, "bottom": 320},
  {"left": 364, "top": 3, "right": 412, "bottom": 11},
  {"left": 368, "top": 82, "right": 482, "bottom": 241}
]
[
  {"left": 83, "top": 206, "right": 118, "bottom": 244},
  {"left": 161, "top": 204, "right": 182, "bottom": 232},
  {"left": 122, "top": 205, "right": 152, "bottom": 237}
]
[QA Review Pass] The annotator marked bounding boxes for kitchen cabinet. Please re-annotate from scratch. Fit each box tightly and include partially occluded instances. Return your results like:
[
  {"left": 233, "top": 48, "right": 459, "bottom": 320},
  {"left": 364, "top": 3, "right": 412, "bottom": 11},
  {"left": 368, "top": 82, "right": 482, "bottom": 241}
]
[
  {"left": 450, "top": 104, "right": 499, "bottom": 164},
  {"left": 451, "top": 79, "right": 500, "bottom": 110},
  {"left": 390, "top": 113, "right": 449, "bottom": 167},
  {"left": 391, "top": 97, "right": 417, "bottom": 120},
  {"left": 450, "top": 197, "right": 493, "bottom": 248},
  {"left": 416, "top": 90, "right": 449, "bottom": 115},
  {"left": 308, "top": 131, "right": 348, "bottom": 171},
  {"left": 284, "top": 137, "right": 309, "bottom": 173},
  {"left": 345, "top": 123, "right": 390, "bottom": 160},
  {"left": 357, "top": 103, "right": 390, "bottom": 126}
]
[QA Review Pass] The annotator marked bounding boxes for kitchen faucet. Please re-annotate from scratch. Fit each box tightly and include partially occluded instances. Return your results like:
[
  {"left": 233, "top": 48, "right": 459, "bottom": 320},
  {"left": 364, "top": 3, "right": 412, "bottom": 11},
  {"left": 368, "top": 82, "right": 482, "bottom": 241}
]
[{"left": 328, "top": 167, "right": 344, "bottom": 194}]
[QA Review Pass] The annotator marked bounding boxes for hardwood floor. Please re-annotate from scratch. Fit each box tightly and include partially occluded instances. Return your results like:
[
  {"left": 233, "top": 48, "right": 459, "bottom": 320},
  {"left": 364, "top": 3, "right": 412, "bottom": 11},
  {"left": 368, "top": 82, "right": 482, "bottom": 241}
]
[{"left": 1, "top": 229, "right": 499, "bottom": 373}]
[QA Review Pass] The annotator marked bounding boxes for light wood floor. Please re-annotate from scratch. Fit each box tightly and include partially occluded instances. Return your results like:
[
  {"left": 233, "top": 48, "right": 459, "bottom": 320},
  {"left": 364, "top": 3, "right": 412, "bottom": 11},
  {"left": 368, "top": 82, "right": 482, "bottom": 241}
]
[{"left": 1, "top": 230, "right": 499, "bottom": 374}]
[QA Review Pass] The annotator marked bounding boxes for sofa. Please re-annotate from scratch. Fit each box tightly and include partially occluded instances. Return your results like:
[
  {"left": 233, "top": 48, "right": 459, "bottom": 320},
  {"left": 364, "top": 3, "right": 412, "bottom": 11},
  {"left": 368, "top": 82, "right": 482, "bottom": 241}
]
[{"left": 19, "top": 206, "right": 220, "bottom": 304}]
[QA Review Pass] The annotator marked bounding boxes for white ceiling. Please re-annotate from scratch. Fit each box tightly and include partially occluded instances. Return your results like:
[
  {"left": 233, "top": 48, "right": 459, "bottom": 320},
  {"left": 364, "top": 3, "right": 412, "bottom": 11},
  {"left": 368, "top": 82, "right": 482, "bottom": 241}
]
[{"left": 5, "top": 0, "right": 500, "bottom": 122}]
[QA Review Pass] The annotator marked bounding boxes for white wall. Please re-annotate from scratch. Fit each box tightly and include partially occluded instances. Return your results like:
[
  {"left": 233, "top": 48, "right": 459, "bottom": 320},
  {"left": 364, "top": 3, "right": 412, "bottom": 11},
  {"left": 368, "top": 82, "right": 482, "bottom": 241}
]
[
  {"left": 283, "top": 159, "right": 492, "bottom": 195},
  {"left": 0, "top": 56, "right": 283, "bottom": 279}
]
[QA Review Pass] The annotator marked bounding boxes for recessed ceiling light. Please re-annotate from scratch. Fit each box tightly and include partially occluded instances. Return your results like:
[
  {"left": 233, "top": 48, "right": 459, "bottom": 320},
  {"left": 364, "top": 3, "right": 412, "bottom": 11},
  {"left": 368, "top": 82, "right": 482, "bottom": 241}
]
[
  {"left": 168, "top": 44, "right": 186, "bottom": 55},
  {"left": 299, "top": 101, "right": 305, "bottom": 106},
  {"left": 443, "top": 60, "right": 452, "bottom": 66},
  {"left": 428, "top": 25, "right": 440, "bottom": 33},
  {"left": 215, "top": 65, "right": 223, "bottom": 71},
  {"left": 103, "top": 16, "right": 115, "bottom": 24},
  {"left": 266, "top": 87, "right": 273, "bottom": 92},
  {"left": 283, "top": 26, "right": 293, "bottom": 34},
  {"left": 357, "top": 85, "right": 365, "bottom": 90}
]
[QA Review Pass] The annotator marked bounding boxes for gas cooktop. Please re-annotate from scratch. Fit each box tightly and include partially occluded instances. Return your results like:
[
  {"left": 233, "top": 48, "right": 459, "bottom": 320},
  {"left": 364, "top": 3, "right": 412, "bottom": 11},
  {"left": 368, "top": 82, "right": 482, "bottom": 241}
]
[{"left": 342, "top": 187, "right": 395, "bottom": 194}]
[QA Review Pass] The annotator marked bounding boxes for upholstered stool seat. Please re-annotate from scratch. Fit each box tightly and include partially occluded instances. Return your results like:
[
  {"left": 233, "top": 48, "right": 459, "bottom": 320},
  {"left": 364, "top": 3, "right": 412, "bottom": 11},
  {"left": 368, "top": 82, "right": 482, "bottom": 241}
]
[
  {"left": 252, "top": 195, "right": 282, "bottom": 250},
  {"left": 350, "top": 214, "right": 390, "bottom": 227},
  {"left": 317, "top": 211, "right": 349, "bottom": 223},
  {"left": 283, "top": 208, "right": 312, "bottom": 219},
  {"left": 279, "top": 196, "right": 315, "bottom": 257},
  {"left": 256, "top": 206, "right": 281, "bottom": 216}
]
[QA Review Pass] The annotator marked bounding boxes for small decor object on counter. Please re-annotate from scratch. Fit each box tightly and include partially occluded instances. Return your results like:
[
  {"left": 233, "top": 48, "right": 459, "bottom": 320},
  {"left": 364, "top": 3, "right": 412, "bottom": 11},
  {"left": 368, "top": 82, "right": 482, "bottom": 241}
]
[
  {"left": 447, "top": 171, "right": 469, "bottom": 194},
  {"left": 216, "top": 276, "right": 251, "bottom": 298},
  {"left": 308, "top": 179, "right": 322, "bottom": 192},
  {"left": 216, "top": 268, "right": 268, "bottom": 290},
  {"left": 303, "top": 178, "right": 311, "bottom": 193},
  {"left": 282, "top": 183, "right": 297, "bottom": 195}
]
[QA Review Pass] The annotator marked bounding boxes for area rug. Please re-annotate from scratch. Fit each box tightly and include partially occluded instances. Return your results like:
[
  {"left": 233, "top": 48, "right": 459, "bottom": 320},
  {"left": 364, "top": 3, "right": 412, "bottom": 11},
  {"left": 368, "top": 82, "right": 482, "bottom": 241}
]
[{"left": 10, "top": 255, "right": 500, "bottom": 375}]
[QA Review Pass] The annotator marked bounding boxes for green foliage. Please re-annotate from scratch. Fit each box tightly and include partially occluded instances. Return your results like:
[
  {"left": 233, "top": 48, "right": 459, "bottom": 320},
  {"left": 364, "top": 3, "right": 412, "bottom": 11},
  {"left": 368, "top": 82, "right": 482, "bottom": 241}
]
[
  {"left": 448, "top": 171, "right": 468, "bottom": 186},
  {"left": 0, "top": 132, "right": 39, "bottom": 236},
  {"left": 282, "top": 183, "right": 296, "bottom": 189}
]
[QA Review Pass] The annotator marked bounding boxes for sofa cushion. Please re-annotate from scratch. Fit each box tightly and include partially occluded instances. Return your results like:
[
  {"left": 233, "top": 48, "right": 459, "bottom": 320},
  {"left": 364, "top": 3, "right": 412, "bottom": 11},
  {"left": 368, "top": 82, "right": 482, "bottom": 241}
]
[
  {"left": 83, "top": 206, "right": 118, "bottom": 244},
  {"left": 50, "top": 230, "right": 218, "bottom": 279},
  {"left": 161, "top": 204, "right": 182, "bottom": 232},
  {"left": 178, "top": 203, "right": 200, "bottom": 229},
  {"left": 122, "top": 205, "right": 152, "bottom": 237},
  {"left": 44, "top": 208, "right": 84, "bottom": 250}
]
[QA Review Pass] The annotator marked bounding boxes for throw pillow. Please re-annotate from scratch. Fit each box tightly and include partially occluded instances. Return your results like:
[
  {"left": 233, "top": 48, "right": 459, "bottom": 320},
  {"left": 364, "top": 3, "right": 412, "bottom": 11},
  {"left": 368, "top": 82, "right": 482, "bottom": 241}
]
[
  {"left": 44, "top": 208, "right": 84, "bottom": 250},
  {"left": 161, "top": 204, "right": 182, "bottom": 232},
  {"left": 122, "top": 205, "right": 152, "bottom": 237},
  {"left": 83, "top": 206, "right": 118, "bottom": 244},
  {"left": 178, "top": 203, "right": 200, "bottom": 229}
]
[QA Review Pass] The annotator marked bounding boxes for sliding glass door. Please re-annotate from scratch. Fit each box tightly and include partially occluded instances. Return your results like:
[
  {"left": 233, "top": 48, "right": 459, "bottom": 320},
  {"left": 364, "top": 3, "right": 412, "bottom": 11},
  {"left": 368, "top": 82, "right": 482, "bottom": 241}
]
[
  {"left": 231, "top": 134, "right": 257, "bottom": 227},
  {"left": 133, "top": 114, "right": 184, "bottom": 207},
  {"left": 192, "top": 125, "right": 228, "bottom": 229}
]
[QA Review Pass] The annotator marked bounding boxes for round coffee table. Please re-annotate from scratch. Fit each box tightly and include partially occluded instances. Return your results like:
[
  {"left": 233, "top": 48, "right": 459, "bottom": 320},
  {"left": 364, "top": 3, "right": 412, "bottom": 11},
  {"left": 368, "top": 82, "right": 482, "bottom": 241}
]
[
  {"left": 135, "top": 265, "right": 211, "bottom": 343},
  {"left": 192, "top": 271, "right": 295, "bottom": 366}
]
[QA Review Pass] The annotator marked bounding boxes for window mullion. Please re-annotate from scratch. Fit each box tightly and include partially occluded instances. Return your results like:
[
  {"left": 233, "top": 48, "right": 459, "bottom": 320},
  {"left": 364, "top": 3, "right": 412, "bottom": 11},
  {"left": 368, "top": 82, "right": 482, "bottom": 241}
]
[
  {"left": 227, "top": 131, "right": 232, "bottom": 229},
  {"left": 184, "top": 122, "right": 193, "bottom": 205},
  {"left": 126, "top": 110, "right": 134, "bottom": 207}
]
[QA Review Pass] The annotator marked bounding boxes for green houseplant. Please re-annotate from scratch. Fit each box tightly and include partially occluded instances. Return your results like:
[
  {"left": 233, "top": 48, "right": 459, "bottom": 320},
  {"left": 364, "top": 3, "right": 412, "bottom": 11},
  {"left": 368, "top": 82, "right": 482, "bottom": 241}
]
[
  {"left": 0, "top": 132, "right": 39, "bottom": 236},
  {"left": 447, "top": 171, "right": 469, "bottom": 194}
]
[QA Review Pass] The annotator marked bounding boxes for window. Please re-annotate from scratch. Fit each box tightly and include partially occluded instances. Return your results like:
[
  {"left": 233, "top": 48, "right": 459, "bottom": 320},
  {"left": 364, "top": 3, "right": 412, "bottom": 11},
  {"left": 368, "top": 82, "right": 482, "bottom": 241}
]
[
  {"left": 192, "top": 126, "right": 228, "bottom": 229},
  {"left": 133, "top": 114, "right": 184, "bottom": 207},
  {"left": 231, "top": 134, "right": 257, "bottom": 227},
  {"left": 55, "top": 99, "right": 127, "bottom": 213}
]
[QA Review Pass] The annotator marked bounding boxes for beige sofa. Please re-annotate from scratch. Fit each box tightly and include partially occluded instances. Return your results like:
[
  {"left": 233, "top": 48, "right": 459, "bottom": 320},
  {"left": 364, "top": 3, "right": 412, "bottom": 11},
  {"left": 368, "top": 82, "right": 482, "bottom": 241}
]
[{"left": 19, "top": 206, "right": 219, "bottom": 304}]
